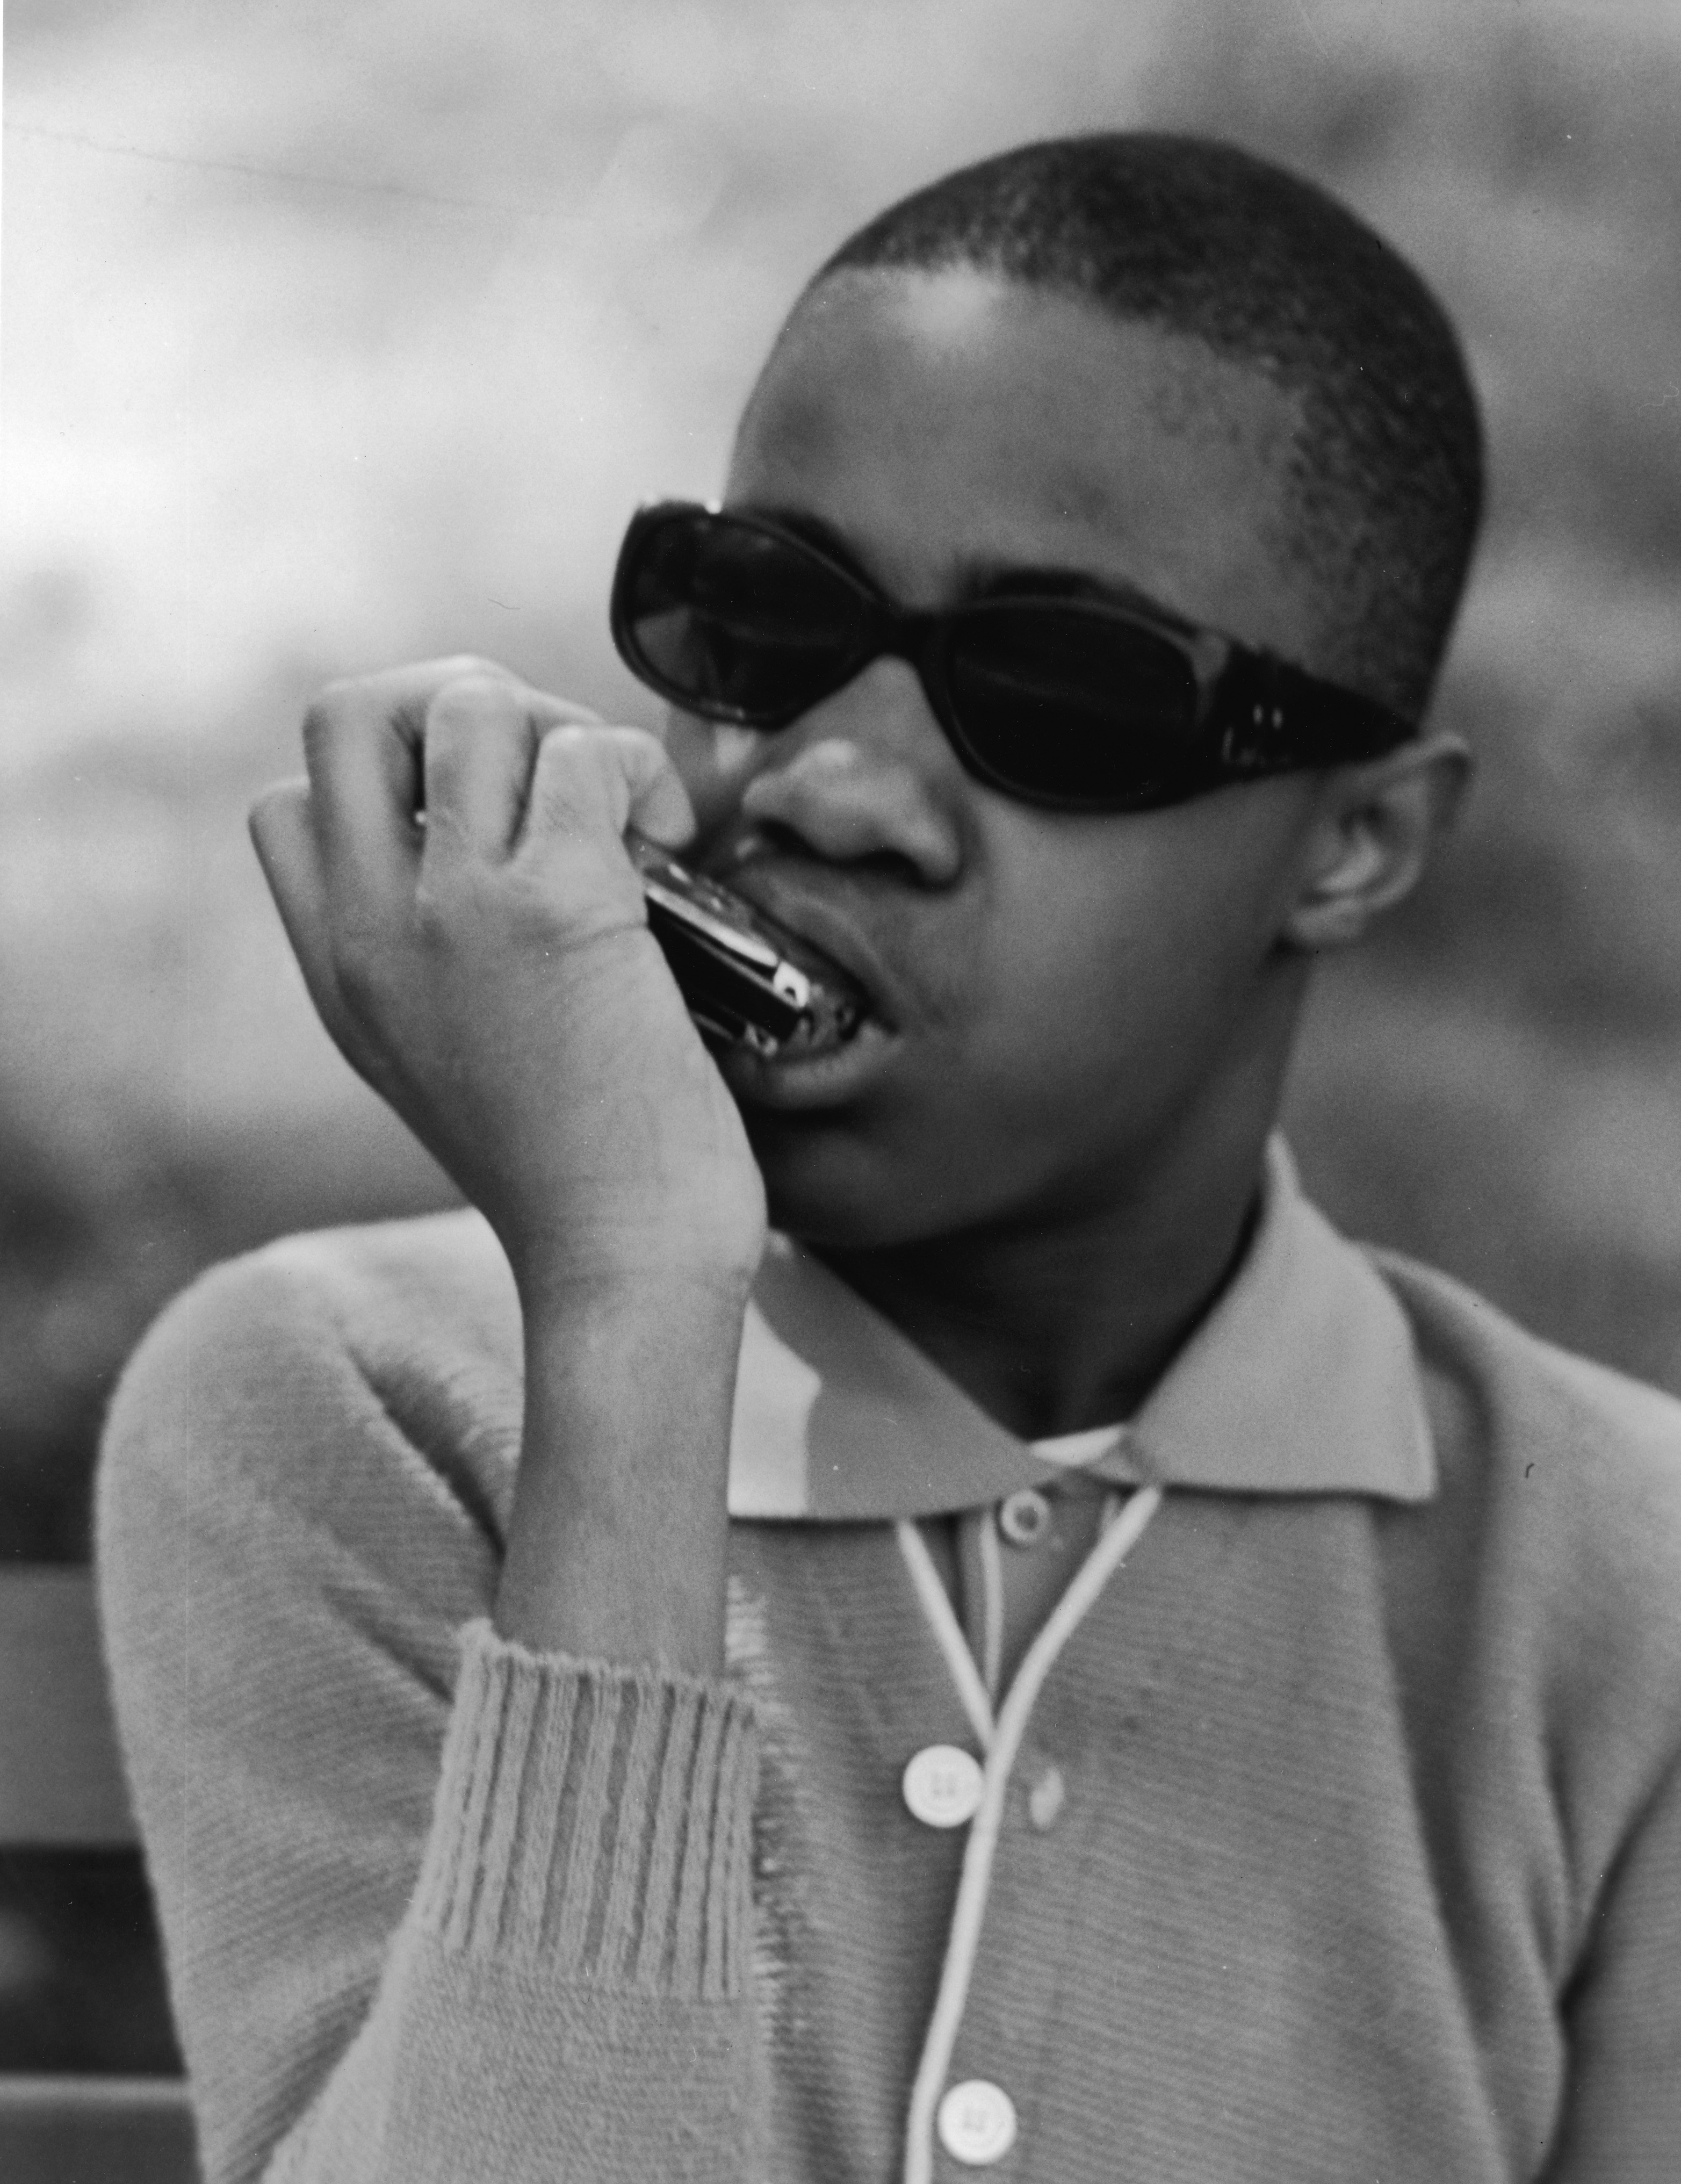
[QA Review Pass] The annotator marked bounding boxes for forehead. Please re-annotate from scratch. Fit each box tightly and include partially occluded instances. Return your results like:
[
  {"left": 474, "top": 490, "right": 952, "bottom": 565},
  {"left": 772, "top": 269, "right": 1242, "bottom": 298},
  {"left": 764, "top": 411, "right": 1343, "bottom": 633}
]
[{"left": 728, "top": 268, "right": 1317, "bottom": 658}]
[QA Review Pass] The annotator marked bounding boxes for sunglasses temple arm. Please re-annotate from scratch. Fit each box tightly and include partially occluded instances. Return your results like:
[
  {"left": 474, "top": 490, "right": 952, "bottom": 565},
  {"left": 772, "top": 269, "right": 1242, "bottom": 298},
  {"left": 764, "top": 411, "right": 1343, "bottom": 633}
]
[{"left": 1218, "top": 655, "right": 1417, "bottom": 773}]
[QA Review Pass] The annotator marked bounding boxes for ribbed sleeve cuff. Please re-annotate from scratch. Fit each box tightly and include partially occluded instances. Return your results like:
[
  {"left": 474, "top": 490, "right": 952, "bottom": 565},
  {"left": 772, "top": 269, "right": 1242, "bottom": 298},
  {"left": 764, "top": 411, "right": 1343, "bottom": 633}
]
[{"left": 413, "top": 1620, "right": 759, "bottom": 2000}]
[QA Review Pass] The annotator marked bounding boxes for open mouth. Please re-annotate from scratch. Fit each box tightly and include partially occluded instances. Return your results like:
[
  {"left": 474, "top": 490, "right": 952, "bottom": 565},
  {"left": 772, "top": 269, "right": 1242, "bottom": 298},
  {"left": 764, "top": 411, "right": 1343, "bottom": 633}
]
[{"left": 688, "top": 962, "right": 870, "bottom": 1063}]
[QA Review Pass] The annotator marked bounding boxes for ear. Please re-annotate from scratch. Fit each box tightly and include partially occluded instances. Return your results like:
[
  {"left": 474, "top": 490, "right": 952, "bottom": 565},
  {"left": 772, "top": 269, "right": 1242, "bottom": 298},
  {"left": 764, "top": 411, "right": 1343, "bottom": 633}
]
[{"left": 1282, "top": 732, "right": 1473, "bottom": 953}]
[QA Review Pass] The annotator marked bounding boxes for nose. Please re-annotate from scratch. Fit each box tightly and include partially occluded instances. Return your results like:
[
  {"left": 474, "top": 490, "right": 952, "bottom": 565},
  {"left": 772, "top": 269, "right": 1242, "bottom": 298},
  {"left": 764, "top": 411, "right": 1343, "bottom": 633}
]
[{"left": 734, "top": 658, "right": 964, "bottom": 886}]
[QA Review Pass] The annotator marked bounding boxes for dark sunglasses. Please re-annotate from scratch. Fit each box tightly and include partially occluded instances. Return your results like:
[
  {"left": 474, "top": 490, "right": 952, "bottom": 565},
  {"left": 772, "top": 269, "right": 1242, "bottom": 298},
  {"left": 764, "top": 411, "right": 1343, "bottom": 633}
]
[{"left": 610, "top": 500, "right": 1415, "bottom": 815}]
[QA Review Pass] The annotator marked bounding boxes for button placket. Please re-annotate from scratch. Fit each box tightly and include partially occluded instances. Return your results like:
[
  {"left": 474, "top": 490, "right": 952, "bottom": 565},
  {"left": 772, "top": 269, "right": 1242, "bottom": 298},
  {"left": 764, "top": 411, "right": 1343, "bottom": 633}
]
[{"left": 893, "top": 1488, "right": 1168, "bottom": 2184}]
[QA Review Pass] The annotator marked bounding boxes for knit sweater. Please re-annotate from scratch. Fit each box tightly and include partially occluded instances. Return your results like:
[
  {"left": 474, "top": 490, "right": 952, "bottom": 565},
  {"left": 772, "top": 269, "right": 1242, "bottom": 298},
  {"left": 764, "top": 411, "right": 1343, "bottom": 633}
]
[{"left": 96, "top": 1161, "right": 1681, "bottom": 2184}]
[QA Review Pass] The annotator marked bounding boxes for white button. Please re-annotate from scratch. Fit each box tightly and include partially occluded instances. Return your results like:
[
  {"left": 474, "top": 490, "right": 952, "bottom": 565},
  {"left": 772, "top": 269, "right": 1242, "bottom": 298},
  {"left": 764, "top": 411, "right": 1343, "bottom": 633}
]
[
  {"left": 937, "top": 2078, "right": 1018, "bottom": 2165},
  {"left": 902, "top": 1744, "right": 984, "bottom": 1828},
  {"left": 1028, "top": 1763, "right": 1065, "bottom": 1831},
  {"left": 999, "top": 1487, "right": 1051, "bottom": 1547}
]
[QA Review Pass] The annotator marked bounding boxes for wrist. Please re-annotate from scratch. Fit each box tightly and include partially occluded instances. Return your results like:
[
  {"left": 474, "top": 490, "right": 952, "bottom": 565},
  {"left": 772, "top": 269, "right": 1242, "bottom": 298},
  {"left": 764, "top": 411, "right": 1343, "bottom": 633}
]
[
  {"left": 509, "top": 1234, "right": 762, "bottom": 1328},
  {"left": 499, "top": 1253, "right": 748, "bottom": 1676}
]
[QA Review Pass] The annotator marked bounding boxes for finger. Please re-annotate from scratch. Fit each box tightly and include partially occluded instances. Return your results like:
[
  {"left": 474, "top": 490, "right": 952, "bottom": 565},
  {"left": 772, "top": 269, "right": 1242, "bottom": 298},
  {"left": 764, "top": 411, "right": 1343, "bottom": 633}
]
[
  {"left": 249, "top": 781, "right": 384, "bottom": 1083},
  {"left": 300, "top": 668, "right": 436, "bottom": 914},
  {"left": 420, "top": 676, "right": 536, "bottom": 867},
  {"left": 522, "top": 724, "right": 698, "bottom": 858},
  {"left": 625, "top": 733, "right": 701, "bottom": 849},
  {"left": 662, "top": 710, "right": 767, "bottom": 838},
  {"left": 420, "top": 674, "right": 604, "bottom": 868},
  {"left": 299, "top": 656, "right": 579, "bottom": 899}
]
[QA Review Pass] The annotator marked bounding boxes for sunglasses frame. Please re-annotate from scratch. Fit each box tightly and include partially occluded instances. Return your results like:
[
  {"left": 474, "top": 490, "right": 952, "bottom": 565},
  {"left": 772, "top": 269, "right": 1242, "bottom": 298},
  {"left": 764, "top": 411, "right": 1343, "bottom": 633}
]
[{"left": 610, "top": 500, "right": 1417, "bottom": 814}]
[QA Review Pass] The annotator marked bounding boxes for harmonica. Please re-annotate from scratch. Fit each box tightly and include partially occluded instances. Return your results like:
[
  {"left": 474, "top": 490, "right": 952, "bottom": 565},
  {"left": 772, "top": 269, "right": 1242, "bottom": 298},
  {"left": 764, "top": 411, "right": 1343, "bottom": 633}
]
[{"left": 629, "top": 834, "right": 866, "bottom": 1059}]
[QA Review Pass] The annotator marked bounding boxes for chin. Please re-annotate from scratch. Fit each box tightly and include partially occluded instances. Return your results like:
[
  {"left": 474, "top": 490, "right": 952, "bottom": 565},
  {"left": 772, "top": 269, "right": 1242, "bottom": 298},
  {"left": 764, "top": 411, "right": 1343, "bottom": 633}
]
[{"left": 748, "top": 1113, "right": 954, "bottom": 1250}]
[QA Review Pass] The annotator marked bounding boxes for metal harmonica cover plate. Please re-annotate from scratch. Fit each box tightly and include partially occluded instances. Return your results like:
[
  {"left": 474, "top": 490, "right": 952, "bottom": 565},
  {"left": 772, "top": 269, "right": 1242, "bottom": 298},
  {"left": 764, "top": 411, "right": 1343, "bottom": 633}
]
[{"left": 627, "top": 833, "right": 865, "bottom": 1058}]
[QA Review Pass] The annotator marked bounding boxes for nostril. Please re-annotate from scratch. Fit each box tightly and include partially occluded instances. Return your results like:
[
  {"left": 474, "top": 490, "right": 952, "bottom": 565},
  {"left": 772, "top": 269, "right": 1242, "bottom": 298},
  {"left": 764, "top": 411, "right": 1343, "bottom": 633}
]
[
  {"left": 727, "top": 817, "right": 936, "bottom": 893},
  {"left": 853, "top": 847, "right": 934, "bottom": 888},
  {"left": 729, "top": 812, "right": 943, "bottom": 886},
  {"left": 736, "top": 737, "right": 963, "bottom": 886}
]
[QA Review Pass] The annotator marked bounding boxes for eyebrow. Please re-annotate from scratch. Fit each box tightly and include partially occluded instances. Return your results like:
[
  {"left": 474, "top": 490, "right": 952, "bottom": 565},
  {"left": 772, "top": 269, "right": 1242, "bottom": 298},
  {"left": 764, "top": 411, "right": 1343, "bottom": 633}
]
[{"left": 731, "top": 499, "right": 1181, "bottom": 619}]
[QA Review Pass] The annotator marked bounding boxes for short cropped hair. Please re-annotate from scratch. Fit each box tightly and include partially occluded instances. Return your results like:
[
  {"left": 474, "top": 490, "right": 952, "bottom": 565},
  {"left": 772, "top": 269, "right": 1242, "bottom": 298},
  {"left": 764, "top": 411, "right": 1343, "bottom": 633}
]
[{"left": 807, "top": 133, "right": 1484, "bottom": 722}]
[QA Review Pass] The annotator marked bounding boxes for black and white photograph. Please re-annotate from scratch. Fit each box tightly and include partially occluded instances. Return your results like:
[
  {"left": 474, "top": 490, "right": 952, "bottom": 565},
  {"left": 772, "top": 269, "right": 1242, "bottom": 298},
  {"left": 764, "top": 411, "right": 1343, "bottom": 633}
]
[{"left": 3, "top": 2, "right": 1679, "bottom": 2179}]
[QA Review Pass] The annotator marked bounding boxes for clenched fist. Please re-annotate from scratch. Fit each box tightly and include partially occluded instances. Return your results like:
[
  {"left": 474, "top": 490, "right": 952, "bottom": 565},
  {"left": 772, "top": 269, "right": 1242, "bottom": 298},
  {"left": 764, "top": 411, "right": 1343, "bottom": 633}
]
[{"left": 250, "top": 657, "right": 768, "bottom": 1304}]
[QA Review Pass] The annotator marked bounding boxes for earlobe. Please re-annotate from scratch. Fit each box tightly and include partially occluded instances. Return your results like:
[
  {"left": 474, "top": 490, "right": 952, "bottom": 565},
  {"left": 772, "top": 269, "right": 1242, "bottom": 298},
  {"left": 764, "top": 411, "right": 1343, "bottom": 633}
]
[{"left": 1283, "top": 734, "right": 1472, "bottom": 953}]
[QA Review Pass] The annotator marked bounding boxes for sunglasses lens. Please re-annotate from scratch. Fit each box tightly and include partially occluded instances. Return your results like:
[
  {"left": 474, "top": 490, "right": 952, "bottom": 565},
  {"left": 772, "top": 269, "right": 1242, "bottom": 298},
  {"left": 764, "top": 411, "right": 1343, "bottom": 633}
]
[
  {"left": 619, "top": 512, "right": 869, "bottom": 722},
  {"left": 943, "top": 603, "right": 1201, "bottom": 808}
]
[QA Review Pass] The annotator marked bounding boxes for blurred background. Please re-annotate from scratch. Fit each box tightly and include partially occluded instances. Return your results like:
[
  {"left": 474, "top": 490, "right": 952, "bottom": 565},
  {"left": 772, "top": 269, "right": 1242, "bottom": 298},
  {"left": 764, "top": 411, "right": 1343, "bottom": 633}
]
[{"left": 2, "top": 0, "right": 1679, "bottom": 2074}]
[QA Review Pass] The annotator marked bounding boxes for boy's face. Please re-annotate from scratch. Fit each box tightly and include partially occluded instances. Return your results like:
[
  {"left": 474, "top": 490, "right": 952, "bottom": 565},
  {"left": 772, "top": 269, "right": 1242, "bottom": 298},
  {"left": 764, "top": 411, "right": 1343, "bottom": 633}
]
[{"left": 666, "top": 268, "right": 1339, "bottom": 1249}]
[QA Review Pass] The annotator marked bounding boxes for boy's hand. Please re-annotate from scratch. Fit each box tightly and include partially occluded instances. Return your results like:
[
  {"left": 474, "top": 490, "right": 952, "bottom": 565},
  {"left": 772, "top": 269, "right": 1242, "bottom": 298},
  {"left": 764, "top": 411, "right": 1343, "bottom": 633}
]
[{"left": 249, "top": 658, "right": 768, "bottom": 1304}]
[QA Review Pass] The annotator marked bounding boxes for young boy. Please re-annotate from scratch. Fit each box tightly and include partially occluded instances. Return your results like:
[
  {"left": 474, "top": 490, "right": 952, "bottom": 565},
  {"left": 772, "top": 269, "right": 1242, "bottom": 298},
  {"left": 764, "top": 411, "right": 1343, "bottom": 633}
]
[{"left": 98, "top": 134, "right": 1681, "bottom": 2183}]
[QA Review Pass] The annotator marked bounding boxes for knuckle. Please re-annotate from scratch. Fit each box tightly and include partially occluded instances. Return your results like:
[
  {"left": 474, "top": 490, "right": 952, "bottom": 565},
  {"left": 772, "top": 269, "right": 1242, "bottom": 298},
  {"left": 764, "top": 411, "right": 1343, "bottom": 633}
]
[
  {"left": 609, "top": 724, "right": 670, "bottom": 782},
  {"left": 432, "top": 653, "right": 511, "bottom": 683},
  {"left": 249, "top": 775, "right": 305, "bottom": 823},
  {"left": 301, "top": 678, "right": 359, "bottom": 754},
  {"left": 531, "top": 727, "right": 593, "bottom": 792},
  {"left": 543, "top": 720, "right": 627, "bottom": 784},
  {"left": 430, "top": 671, "right": 520, "bottom": 729}
]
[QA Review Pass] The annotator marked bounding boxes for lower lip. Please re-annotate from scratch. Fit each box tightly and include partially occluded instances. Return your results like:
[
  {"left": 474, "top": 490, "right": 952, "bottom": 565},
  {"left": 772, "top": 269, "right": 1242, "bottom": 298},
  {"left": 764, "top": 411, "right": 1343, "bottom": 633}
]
[{"left": 718, "top": 1014, "right": 899, "bottom": 1110}]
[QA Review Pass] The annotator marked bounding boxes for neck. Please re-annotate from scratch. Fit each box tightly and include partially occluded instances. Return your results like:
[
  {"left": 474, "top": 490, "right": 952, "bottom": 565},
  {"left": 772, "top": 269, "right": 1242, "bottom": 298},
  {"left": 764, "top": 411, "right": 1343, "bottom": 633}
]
[{"left": 817, "top": 1102, "right": 1277, "bottom": 1443}]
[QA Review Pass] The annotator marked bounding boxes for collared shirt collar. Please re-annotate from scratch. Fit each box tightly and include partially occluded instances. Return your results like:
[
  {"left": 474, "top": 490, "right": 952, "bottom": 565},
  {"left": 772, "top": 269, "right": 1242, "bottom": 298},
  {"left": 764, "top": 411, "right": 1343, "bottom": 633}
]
[{"left": 726, "top": 1139, "right": 1435, "bottom": 1520}]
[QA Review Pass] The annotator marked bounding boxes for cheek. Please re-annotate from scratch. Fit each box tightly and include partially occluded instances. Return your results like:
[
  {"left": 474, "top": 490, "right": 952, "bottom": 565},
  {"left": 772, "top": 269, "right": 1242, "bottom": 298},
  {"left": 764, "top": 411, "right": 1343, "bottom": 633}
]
[{"left": 960, "top": 805, "right": 1301, "bottom": 1096}]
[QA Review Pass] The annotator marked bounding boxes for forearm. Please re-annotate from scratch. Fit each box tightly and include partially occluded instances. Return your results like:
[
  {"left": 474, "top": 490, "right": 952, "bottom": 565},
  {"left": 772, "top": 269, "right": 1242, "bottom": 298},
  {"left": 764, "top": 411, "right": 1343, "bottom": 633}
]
[{"left": 494, "top": 1266, "right": 751, "bottom": 1677}]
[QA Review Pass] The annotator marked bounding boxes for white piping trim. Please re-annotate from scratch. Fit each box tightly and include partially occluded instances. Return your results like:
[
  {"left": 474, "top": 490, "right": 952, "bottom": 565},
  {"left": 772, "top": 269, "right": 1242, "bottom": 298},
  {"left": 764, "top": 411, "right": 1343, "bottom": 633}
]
[
  {"left": 900, "top": 1483, "right": 1165, "bottom": 2184},
  {"left": 894, "top": 1521, "right": 996, "bottom": 1751},
  {"left": 978, "top": 1510, "right": 1004, "bottom": 1703}
]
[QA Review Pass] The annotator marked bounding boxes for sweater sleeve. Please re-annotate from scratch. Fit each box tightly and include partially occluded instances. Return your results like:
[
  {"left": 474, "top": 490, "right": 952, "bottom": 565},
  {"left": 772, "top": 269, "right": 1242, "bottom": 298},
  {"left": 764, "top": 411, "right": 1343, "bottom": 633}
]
[
  {"left": 95, "top": 1238, "right": 764, "bottom": 2184},
  {"left": 1541, "top": 1749, "right": 1681, "bottom": 2184}
]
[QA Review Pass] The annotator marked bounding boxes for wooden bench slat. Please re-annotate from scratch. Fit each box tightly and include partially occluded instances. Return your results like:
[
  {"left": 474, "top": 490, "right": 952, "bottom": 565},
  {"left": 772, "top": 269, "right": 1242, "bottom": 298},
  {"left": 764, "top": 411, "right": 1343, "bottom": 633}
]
[
  {"left": 0, "top": 1569, "right": 136, "bottom": 1846},
  {"left": 0, "top": 2073, "right": 198, "bottom": 2184},
  {"left": 0, "top": 2072, "right": 194, "bottom": 2114}
]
